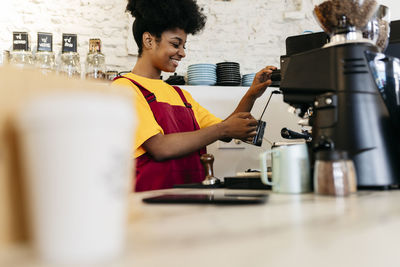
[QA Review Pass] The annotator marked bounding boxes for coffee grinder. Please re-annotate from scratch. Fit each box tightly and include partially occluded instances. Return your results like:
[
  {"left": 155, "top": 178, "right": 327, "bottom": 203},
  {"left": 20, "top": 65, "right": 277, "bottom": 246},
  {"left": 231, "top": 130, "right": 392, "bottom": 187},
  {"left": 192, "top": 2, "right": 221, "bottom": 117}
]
[{"left": 279, "top": 0, "right": 400, "bottom": 189}]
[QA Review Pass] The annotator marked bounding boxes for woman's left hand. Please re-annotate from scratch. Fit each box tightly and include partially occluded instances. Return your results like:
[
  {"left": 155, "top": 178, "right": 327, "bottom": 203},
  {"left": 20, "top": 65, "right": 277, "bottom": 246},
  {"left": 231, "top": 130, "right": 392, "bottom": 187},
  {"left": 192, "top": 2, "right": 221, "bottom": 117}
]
[{"left": 248, "top": 65, "right": 278, "bottom": 99}]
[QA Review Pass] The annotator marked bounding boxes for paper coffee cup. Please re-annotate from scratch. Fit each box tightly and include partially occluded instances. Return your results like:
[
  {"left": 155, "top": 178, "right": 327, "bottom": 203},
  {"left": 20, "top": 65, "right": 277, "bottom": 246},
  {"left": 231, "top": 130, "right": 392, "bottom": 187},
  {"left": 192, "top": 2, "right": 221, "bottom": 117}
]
[{"left": 16, "top": 91, "right": 135, "bottom": 264}]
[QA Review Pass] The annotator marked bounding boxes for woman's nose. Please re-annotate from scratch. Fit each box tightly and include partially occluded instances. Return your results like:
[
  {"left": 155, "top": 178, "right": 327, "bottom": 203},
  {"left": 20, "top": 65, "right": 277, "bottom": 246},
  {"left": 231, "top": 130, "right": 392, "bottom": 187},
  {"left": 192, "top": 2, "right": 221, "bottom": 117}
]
[{"left": 178, "top": 47, "right": 186, "bottom": 58}]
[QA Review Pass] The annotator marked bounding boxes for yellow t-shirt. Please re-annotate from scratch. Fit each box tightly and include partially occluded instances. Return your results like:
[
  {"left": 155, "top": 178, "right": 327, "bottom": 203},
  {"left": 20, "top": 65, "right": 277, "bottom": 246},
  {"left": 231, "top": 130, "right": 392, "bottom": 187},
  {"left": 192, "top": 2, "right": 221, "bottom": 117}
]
[{"left": 113, "top": 73, "right": 222, "bottom": 158}]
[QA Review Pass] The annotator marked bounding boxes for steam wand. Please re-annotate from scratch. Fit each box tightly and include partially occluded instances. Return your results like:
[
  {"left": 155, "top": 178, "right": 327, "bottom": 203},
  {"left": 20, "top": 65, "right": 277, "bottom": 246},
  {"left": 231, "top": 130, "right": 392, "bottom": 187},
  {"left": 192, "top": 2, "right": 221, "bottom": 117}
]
[{"left": 281, "top": 127, "right": 312, "bottom": 142}]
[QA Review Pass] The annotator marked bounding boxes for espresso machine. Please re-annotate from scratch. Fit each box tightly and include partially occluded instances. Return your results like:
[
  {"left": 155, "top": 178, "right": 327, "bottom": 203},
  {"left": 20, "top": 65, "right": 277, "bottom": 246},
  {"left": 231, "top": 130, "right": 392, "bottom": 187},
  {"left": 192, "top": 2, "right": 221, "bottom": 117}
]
[{"left": 278, "top": 0, "right": 400, "bottom": 189}]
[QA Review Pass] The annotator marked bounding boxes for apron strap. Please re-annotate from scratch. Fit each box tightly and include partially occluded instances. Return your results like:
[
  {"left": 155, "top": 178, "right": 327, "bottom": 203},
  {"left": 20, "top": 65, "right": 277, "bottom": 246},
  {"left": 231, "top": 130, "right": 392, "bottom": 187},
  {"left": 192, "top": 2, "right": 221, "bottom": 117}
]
[
  {"left": 172, "top": 86, "right": 192, "bottom": 109},
  {"left": 171, "top": 86, "right": 202, "bottom": 133},
  {"left": 113, "top": 76, "right": 156, "bottom": 103},
  {"left": 114, "top": 76, "right": 200, "bottom": 131}
]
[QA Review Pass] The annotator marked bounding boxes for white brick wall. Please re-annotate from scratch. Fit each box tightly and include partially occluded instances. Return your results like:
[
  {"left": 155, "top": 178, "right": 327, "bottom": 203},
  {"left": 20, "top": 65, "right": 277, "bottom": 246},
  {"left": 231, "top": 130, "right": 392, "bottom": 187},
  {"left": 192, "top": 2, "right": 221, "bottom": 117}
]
[{"left": 0, "top": 0, "right": 349, "bottom": 75}]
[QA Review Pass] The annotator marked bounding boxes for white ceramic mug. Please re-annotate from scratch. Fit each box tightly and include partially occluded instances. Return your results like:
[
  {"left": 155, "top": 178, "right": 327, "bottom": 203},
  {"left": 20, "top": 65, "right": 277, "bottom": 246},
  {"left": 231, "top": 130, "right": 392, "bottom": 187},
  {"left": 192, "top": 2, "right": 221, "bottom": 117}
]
[
  {"left": 260, "top": 143, "right": 311, "bottom": 194},
  {"left": 17, "top": 91, "right": 135, "bottom": 264}
]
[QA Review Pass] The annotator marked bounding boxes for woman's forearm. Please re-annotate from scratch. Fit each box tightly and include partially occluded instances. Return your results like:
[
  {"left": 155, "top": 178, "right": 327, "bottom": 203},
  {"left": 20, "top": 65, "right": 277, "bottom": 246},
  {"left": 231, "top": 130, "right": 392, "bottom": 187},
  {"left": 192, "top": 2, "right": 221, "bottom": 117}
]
[
  {"left": 227, "top": 66, "right": 276, "bottom": 119},
  {"left": 232, "top": 90, "right": 257, "bottom": 114},
  {"left": 143, "top": 123, "right": 225, "bottom": 161},
  {"left": 143, "top": 112, "right": 258, "bottom": 161}
]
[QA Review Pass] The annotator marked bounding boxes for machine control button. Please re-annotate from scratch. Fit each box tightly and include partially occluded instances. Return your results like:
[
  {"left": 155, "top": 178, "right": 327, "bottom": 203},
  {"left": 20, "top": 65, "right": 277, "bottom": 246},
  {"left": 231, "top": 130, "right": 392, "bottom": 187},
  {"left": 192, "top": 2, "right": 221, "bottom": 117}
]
[{"left": 325, "top": 98, "right": 333, "bottom": 105}]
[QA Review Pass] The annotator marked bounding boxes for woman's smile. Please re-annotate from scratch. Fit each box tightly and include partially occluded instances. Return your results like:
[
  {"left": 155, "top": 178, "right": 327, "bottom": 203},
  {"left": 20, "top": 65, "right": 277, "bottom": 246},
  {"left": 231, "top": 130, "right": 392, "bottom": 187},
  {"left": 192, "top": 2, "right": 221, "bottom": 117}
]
[{"left": 170, "top": 58, "right": 180, "bottom": 67}]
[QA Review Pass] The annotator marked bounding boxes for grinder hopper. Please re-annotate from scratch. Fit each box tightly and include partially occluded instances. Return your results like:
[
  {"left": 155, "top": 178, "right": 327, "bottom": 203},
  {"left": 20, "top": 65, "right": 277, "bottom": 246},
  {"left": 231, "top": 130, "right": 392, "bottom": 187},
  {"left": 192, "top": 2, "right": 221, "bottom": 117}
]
[{"left": 314, "top": 0, "right": 378, "bottom": 46}]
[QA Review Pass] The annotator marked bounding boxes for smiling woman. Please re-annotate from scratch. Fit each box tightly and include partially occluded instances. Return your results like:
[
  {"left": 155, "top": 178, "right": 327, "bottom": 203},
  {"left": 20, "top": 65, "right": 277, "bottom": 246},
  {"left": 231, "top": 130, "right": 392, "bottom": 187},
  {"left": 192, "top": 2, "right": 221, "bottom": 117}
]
[{"left": 113, "top": 0, "right": 276, "bottom": 192}]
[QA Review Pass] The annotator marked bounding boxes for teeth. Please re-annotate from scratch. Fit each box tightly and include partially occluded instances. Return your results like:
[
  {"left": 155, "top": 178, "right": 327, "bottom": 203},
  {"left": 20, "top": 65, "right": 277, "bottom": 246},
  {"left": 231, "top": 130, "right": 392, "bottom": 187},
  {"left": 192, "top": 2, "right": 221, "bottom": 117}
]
[{"left": 171, "top": 59, "right": 179, "bottom": 66}]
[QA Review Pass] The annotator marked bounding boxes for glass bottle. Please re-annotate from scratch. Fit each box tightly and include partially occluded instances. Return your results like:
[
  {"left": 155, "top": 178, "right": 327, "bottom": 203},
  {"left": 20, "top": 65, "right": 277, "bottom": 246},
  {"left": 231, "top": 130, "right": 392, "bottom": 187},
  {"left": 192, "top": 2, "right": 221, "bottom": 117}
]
[
  {"left": 59, "top": 33, "right": 81, "bottom": 78},
  {"left": 10, "top": 32, "right": 33, "bottom": 68},
  {"left": 338, "top": 151, "right": 357, "bottom": 193},
  {"left": 313, "top": 150, "right": 357, "bottom": 196},
  {"left": 85, "top": 39, "right": 106, "bottom": 80},
  {"left": 0, "top": 50, "right": 10, "bottom": 66},
  {"left": 35, "top": 32, "right": 56, "bottom": 75},
  {"left": 106, "top": 70, "right": 119, "bottom": 81}
]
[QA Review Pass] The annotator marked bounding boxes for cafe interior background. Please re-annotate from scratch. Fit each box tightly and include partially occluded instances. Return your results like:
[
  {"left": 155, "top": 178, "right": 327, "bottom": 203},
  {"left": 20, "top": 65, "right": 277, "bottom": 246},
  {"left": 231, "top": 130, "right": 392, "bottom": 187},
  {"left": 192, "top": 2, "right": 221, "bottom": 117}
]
[
  {"left": 0, "top": 0, "right": 399, "bottom": 71},
  {"left": 1, "top": 0, "right": 400, "bottom": 265},
  {"left": 1, "top": 0, "right": 331, "bottom": 72}
]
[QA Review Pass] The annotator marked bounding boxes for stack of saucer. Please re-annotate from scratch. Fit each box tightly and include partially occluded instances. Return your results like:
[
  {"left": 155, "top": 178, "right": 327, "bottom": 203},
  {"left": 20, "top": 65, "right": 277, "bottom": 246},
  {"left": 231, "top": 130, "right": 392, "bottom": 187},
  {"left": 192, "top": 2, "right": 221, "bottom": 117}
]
[
  {"left": 216, "top": 62, "right": 241, "bottom": 86},
  {"left": 187, "top": 64, "right": 217, "bottom": 86},
  {"left": 242, "top": 73, "right": 256, "bottom": 87}
]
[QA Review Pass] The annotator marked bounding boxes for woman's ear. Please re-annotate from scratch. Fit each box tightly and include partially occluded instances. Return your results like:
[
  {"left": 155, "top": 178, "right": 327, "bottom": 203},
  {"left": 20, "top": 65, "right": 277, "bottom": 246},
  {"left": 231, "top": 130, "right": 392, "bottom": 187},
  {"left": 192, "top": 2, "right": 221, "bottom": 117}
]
[{"left": 142, "top": 32, "right": 155, "bottom": 50}]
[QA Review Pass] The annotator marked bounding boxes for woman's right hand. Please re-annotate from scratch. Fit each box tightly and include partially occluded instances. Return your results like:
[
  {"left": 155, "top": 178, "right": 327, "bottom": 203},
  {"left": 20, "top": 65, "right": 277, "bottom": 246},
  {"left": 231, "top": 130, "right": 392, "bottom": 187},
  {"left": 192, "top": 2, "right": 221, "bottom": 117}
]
[{"left": 220, "top": 112, "right": 258, "bottom": 141}]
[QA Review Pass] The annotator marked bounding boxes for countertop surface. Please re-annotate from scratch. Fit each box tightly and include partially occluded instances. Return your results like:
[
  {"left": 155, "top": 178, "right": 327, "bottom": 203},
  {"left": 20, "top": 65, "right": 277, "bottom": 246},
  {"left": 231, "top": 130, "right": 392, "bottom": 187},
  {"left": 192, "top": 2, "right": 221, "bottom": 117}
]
[{"left": 2, "top": 188, "right": 400, "bottom": 267}]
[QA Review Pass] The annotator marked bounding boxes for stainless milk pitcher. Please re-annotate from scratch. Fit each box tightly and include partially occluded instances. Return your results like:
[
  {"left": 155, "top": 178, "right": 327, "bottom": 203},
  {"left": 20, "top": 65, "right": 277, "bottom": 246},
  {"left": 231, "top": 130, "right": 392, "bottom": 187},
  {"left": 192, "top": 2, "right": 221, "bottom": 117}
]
[{"left": 260, "top": 142, "right": 311, "bottom": 193}]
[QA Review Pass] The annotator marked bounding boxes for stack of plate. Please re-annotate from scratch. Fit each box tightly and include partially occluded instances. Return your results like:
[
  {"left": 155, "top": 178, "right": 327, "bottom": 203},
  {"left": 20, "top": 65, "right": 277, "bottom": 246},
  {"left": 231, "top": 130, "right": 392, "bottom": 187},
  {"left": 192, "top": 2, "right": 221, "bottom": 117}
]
[
  {"left": 187, "top": 64, "right": 217, "bottom": 86},
  {"left": 216, "top": 62, "right": 241, "bottom": 86},
  {"left": 242, "top": 73, "right": 256, "bottom": 87}
]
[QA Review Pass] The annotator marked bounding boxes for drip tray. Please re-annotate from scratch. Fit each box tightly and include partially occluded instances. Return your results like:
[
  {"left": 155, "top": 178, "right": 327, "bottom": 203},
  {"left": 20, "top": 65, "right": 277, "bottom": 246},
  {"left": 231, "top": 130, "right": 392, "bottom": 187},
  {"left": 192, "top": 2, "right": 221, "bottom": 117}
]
[
  {"left": 173, "top": 182, "right": 225, "bottom": 189},
  {"left": 224, "top": 177, "right": 271, "bottom": 190}
]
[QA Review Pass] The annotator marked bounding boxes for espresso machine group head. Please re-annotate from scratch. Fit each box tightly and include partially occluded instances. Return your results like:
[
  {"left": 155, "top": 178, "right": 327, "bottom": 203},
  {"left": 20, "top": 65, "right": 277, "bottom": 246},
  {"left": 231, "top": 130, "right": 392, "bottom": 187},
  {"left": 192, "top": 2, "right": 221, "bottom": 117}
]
[{"left": 278, "top": 0, "right": 400, "bottom": 189}]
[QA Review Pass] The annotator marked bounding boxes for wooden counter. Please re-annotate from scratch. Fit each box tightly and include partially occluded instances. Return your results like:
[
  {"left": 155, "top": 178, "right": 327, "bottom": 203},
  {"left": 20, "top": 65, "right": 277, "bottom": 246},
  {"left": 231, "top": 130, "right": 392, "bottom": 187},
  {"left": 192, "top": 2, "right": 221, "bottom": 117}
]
[{"left": 1, "top": 188, "right": 400, "bottom": 267}]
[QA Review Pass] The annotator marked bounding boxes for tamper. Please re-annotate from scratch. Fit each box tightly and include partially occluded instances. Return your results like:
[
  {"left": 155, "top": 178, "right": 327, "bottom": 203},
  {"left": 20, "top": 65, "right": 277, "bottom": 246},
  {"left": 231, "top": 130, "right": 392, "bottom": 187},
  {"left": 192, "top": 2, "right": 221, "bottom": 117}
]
[{"left": 200, "top": 154, "right": 221, "bottom": 185}]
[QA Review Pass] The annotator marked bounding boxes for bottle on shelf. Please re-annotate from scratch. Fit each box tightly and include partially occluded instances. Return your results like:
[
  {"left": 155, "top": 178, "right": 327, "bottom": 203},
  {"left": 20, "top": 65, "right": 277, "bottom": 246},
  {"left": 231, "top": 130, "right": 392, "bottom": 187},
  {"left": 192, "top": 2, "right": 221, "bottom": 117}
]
[
  {"left": 85, "top": 38, "right": 106, "bottom": 80},
  {"left": 10, "top": 32, "right": 34, "bottom": 68},
  {"left": 59, "top": 33, "right": 81, "bottom": 78},
  {"left": 105, "top": 70, "right": 119, "bottom": 81},
  {"left": 0, "top": 50, "right": 10, "bottom": 66},
  {"left": 35, "top": 32, "right": 56, "bottom": 74}
]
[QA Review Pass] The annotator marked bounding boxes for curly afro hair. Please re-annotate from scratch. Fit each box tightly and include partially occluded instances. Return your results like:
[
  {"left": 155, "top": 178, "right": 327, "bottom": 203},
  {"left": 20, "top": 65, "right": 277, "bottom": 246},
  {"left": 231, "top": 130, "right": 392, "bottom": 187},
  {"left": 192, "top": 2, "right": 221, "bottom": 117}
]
[{"left": 126, "top": 0, "right": 206, "bottom": 56}]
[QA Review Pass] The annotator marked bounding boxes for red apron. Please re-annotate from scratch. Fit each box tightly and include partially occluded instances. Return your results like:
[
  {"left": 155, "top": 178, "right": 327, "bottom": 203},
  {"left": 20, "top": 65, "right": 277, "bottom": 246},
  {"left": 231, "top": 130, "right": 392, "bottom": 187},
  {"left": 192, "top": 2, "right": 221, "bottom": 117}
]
[{"left": 114, "top": 76, "right": 206, "bottom": 192}]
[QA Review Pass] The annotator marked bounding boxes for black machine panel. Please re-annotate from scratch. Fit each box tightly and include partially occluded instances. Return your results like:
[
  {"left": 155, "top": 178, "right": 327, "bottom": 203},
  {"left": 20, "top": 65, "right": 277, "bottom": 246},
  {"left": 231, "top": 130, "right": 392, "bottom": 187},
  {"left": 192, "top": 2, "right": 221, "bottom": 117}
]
[{"left": 278, "top": 20, "right": 400, "bottom": 189}]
